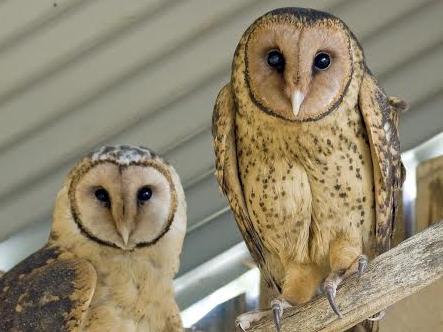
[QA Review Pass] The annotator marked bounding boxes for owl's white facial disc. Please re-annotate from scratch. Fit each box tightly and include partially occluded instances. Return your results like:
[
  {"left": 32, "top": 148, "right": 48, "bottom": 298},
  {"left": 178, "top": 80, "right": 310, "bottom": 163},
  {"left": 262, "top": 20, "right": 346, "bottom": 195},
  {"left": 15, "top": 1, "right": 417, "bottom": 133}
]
[
  {"left": 243, "top": 8, "right": 355, "bottom": 122},
  {"left": 68, "top": 148, "right": 177, "bottom": 251}
]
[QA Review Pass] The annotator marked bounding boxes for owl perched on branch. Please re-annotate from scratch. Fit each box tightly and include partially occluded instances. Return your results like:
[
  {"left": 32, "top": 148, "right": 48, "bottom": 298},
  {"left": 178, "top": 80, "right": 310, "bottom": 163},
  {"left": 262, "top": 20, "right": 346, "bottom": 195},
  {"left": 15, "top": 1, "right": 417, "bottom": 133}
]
[
  {"left": 0, "top": 145, "right": 186, "bottom": 332},
  {"left": 212, "top": 7, "right": 406, "bottom": 331}
]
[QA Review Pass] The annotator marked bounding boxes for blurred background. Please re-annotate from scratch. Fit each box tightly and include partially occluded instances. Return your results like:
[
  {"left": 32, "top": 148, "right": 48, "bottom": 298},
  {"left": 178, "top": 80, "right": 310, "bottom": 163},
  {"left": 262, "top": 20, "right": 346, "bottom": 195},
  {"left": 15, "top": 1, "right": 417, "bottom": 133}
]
[{"left": 0, "top": 0, "right": 442, "bottom": 331}]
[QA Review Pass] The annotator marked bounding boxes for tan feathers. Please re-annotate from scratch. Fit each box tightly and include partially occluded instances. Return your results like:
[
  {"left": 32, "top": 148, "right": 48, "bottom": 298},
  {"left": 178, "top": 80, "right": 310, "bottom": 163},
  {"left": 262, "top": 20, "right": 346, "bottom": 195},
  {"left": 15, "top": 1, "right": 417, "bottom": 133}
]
[
  {"left": 0, "top": 145, "right": 186, "bottom": 332},
  {"left": 212, "top": 8, "right": 405, "bottom": 319}
]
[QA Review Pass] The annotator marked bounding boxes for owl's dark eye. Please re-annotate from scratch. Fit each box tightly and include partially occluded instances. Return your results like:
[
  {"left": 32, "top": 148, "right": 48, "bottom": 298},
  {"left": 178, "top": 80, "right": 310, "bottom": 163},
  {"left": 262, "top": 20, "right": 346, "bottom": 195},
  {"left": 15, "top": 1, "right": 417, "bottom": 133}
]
[
  {"left": 313, "top": 52, "right": 331, "bottom": 70},
  {"left": 137, "top": 186, "right": 152, "bottom": 203},
  {"left": 95, "top": 188, "right": 110, "bottom": 207},
  {"left": 267, "top": 50, "right": 285, "bottom": 73}
]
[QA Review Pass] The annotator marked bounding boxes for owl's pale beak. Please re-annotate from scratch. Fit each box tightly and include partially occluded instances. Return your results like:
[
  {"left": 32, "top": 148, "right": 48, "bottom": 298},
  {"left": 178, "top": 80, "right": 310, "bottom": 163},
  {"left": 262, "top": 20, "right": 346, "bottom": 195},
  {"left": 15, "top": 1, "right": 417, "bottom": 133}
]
[
  {"left": 291, "top": 90, "right": 305, "bottom": 117},
  {"left": 112, "top": 198, "right": 133, "bottom": 247},
  {"left": 117, "top": 224, "right": 130, "bottom": 246}
]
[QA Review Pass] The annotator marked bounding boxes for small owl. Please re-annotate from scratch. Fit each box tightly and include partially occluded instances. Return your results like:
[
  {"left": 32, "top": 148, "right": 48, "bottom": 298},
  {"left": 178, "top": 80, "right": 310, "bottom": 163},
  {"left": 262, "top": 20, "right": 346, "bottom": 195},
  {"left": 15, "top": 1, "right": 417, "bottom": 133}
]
[
  {"left": 212, "top": 7, "right": 406, "bottom": 331},
  {"left": 0, "top": 145, "right": 187, "bottom": 332}
]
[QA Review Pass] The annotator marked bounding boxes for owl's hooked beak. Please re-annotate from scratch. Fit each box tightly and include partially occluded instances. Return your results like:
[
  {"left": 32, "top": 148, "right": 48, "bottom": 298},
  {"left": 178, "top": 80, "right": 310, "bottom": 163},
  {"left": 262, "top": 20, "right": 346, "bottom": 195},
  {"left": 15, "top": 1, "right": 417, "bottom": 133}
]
[
  {"left": 112, "top": 197, "right": 134, "bottom": 247},
  {"left": 291, "top": 90, "right": 305, "bottom": 117},
  {"left": 116, "top": 223, "right": 130, "bottom": 246}
]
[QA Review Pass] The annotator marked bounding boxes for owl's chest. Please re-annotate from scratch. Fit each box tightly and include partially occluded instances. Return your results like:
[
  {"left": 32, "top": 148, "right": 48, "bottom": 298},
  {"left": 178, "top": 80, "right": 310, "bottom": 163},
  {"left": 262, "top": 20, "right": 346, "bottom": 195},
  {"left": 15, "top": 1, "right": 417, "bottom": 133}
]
[
  {"left": 235, "top": 113, "right": 313, "bottom": 253},
  {"left": 82, "top": 262, "right": 172, "bottom": 332},
  {"left": 236, "top": 107, "right": 375, "bottom": 235}
]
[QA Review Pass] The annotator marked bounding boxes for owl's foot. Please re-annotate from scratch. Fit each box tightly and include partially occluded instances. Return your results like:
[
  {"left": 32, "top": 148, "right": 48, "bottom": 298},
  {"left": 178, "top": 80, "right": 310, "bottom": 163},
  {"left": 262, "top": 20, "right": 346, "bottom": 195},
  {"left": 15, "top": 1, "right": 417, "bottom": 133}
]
[
  {"left": 235, "top": 310, "right": 268, "bottom": 331},
  {"left": 270, "top": 298, "right": 292, "bottom": 332},
  {"left": 235, "top": 299, "right": 291, "bottom": 332},
  {"left": 323, "top": 254, "right": 368, "bottom": 318}
]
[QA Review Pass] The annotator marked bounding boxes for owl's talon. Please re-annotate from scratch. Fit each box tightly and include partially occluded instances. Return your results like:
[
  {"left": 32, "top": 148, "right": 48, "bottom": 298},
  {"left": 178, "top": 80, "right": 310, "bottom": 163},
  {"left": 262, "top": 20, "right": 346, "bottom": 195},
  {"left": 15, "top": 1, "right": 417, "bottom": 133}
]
[
  {"left": 272, "top": 308, "right": 281, "bottom": 332},
  {"left": 323, "top": 254, "right": 368, "bottom": 317},
  {"left": 357, "top": 255, "right": 368, "bottom": 276},
  {"left": 324, "top": 284, "right": 343, "bottom": 318},
  {"left": 367, "top": 310, "right": 385, "bottom": 321},
  {"left": 235, "top": 320, "right": 247, "bottom": 332},
  {"left": 235, "top": 310, "right": 267, "bottom": 331},
  {"left": 271, "top": 301, "right": 282, "bottom": 332},
  {"left": 270, "top": 298, "right": 291, "bottom": 331}
]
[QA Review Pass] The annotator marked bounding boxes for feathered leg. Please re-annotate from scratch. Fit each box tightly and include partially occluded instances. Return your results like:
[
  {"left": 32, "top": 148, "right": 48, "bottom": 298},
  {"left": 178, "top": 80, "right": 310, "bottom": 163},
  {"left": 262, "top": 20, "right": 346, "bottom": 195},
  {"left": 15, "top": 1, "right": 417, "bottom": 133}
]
[{"left": 324, "top": 236, "right": 366, "bottom": 317}]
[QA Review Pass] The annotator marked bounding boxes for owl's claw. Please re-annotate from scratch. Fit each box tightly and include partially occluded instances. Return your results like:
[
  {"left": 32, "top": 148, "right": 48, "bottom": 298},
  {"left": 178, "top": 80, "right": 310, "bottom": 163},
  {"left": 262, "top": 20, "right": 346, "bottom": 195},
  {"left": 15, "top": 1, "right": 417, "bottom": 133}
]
[
  {"left": 234, "top": 299, "right": 290, "bottom": 331},
  {"left": 357, "top": 255, "right": 368, "bottom": 277},
  {"left": 270, "top": 298, "right": 291, "bottom": 332},
  {"left": 324, "top": 254, "right": 368, "bottom": 318},
  {"left": 236, "top": 320, "right": 247, "bottom": 332},
  {"left": 271, "top": 299, "right": 283, "bottom": 332},
  {"left": 235, "top": 310, "right": 267, "bottom": 331},
  {"left": 324, "top": 282, "right": 343, "bottom": 318}
]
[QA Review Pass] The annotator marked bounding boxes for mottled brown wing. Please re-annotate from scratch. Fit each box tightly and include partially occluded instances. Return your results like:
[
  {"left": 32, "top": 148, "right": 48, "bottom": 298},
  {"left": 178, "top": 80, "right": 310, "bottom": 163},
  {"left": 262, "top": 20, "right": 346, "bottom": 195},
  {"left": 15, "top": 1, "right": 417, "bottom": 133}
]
[
  {"left": 0, "top": 245, "right": 97, "bottom": 332},
  {"left": 212, "top": 84, "right": 278, "bottom": 290},
  {"left": 359, "top": 70, "right": 407, "bottom": 255}
]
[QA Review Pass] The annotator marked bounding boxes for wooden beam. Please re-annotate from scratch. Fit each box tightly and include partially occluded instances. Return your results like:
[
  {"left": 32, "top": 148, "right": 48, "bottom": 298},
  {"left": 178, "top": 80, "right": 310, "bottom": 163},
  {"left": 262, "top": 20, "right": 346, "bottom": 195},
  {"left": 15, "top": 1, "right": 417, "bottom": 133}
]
[
  {"left": 246, "top": 220, "right": 443, "bottom": 332},
  {"left": 416, "top": 156, "right": 443, "bottom": 232}
]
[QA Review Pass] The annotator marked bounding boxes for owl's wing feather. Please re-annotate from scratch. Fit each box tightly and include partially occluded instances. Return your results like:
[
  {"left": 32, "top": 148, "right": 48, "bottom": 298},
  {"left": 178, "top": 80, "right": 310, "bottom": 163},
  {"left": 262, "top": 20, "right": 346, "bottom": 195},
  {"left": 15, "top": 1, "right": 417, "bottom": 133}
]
[
  {"left": 359, "top": 70, "right": 406, "bottom": 254},
  {"left": 212, "top": 84, "right": 278, "bottom": 290},
  {"left": 0, "top": 245, "right": 97, "bottom": 331}
]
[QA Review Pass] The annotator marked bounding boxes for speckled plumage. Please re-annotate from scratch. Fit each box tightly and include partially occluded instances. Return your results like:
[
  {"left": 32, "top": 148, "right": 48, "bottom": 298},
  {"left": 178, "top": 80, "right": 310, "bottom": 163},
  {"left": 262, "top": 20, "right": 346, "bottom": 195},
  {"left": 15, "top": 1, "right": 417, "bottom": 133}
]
[
  {"left": 0, "top": 246, "right": 95, "bottom": 332},
  {"left": 213, "top": 7, "right": 405, "bottom": 327},
  {"left": 0, "top": 145, "right": 186, "bottom": 332}
]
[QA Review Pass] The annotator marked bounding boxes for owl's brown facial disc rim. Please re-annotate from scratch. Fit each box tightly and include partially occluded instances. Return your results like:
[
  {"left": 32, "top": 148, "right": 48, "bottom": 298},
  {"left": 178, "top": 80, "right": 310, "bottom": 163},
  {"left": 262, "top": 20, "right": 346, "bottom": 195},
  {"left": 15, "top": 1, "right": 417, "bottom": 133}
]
[
  {"left": 68, "top": 159, "right": 178, "bottom": 251},
  {"left": 243, "top": 10, "right": 355, "bottom": 122}
]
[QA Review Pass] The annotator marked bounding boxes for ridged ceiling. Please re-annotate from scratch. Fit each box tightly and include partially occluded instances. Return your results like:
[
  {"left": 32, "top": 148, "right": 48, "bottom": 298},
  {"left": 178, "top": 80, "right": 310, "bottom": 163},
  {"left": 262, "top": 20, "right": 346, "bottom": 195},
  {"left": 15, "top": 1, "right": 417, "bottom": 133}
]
[{"left": 0, "top": 0, "right": 442, "bottom": 308}]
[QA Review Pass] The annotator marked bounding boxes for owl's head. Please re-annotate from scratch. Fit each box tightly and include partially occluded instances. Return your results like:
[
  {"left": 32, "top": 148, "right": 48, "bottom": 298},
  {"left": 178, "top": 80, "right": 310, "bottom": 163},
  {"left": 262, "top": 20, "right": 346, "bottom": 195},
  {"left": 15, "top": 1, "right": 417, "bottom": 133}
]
[
  {"left": 233, "top": 7, "right": 365, "bottom": 121},
  {"left": 51, "top": 145, "right": 186, "bottom": 255}
]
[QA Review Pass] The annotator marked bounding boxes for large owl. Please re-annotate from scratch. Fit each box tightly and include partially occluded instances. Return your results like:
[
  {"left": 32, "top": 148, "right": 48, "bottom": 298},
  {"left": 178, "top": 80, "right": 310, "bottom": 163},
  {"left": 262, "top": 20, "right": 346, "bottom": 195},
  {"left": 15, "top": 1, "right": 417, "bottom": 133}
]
[
  {"left": 0, "top": 145, "right": 187, "bottom": 332},
  {"left": 212, "top": 7, "right": 406, "bottom": 331}
]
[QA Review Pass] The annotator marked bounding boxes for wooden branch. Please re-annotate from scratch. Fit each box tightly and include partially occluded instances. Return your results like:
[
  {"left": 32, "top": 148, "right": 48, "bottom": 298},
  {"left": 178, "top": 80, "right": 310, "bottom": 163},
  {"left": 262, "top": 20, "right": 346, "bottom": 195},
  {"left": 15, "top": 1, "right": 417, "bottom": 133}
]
[{"left": 247, "top": 220, "right": 443, "bottom": 332}]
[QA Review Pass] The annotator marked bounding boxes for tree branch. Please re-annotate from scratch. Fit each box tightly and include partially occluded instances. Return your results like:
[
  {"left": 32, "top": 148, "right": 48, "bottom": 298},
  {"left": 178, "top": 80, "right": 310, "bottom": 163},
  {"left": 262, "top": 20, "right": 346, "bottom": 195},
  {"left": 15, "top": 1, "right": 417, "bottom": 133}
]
[{"left": 247, "top": 220, "right": 443, "bottom": 332}]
